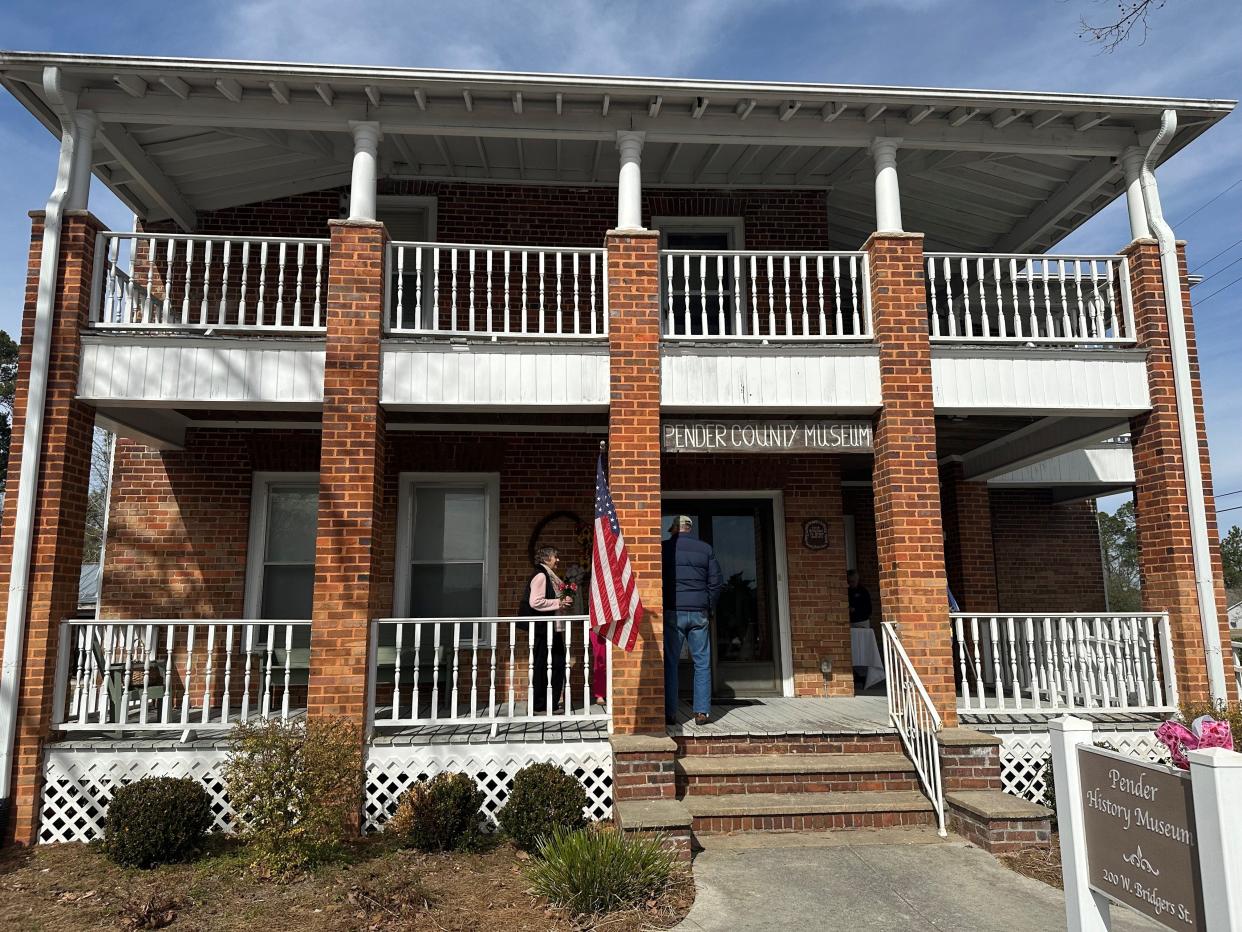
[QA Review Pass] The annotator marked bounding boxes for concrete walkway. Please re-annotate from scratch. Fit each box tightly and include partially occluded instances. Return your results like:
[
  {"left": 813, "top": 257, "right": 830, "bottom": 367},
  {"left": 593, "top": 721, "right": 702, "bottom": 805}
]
[{"left": 674, "top": 830, "right": 1159, "bottom": 932}]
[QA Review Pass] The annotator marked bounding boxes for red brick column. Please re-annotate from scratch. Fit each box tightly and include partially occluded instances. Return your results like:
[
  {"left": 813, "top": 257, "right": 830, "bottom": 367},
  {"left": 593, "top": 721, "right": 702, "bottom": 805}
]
[
  {"left": 308, "top": 220, "right": 388, "bottom": 733},
  {"left": 0, "top": 211, "right": 102, "bottom": 843},
  {"left": 605, "top": 230, "right": 665, "bottom": 736},
  {"left": 940, "top": 463, "right": 998, "bottom": 613},
  {"left": 1126, "top": 240, "right": 1236, "bottom": 702},
  {"left": 865, "top": 233, "right": 956, "bottom": 724}
]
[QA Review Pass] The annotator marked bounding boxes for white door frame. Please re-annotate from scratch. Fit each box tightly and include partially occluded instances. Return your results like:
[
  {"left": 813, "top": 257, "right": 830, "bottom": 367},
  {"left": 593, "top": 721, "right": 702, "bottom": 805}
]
[{"left": 662, "top": 489, "right": 795, "bottom": 698}]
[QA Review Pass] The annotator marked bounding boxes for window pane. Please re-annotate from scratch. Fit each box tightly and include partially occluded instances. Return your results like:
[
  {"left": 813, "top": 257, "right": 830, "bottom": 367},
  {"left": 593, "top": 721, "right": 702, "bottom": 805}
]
[
  {"left": 260, "top": 565, "right": 315, "bottom": 619},
  {"left": 265, "top": 487, "right": 318, "bottom": 562},
  {"left": 408, "top": 563, "right": 484, "bottom": 618},
  {"left": 412, "top": 488, "right": 486, "bottom": 561}
]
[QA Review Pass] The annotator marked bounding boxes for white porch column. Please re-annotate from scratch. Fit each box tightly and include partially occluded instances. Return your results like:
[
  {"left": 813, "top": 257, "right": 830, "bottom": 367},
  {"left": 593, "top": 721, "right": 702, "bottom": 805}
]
[
  {"left": 615, "top": 130, "right": 646, "bottom": 231},
  {"left": 65, "top": 110, "right": 98, "bottom": 212},
  {"left": 1121, "top": 146, "right": 1151, "bottom": 241},
  {"left": 871, "top": 137, "right": 904, "bottom": 234},
  {"left": 348, "top": 121, "right": 382, "bottom": 222}
]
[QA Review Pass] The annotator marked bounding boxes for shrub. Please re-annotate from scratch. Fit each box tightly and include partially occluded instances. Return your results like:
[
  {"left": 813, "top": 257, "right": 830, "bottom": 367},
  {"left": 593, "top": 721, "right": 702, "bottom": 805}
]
[
  {"left": 386, "top": 772, "right": 485, "bottom": 852},
  {"left": 101, "top": 776, "right": 213, "bottom": 868},
  {"left": 224, "top": 718, "right": 362, "bottom": 875},
  {"left": 498, "top": 762, "right": 587, "bottom": 851},
  {"left": 1180, "top": 699, "right": 1242, "bottom": 737},
  {"left": 526, "top": 826, "right": 677, "bottom": 915}
]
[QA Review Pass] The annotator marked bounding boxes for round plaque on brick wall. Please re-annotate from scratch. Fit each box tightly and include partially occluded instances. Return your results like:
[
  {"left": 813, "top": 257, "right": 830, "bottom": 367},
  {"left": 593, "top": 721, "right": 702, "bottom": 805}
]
[{"left": 803, "top": 518, "right": 829, "bottom": 550}]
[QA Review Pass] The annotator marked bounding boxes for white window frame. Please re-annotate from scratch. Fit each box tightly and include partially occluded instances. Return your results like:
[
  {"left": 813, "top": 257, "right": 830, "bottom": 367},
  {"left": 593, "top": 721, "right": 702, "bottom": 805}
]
[
  {"left": 244, "top": 472, "right": 320, "bottom": 619},
  {"left": 393, "top": 472, "right": 501, "bottom": 628},
  {"left": 377, "top": 194, "right": 439, "bottom": 241},
  {"left": 655, "top": 216, "right": 746, "bottom": 336}
]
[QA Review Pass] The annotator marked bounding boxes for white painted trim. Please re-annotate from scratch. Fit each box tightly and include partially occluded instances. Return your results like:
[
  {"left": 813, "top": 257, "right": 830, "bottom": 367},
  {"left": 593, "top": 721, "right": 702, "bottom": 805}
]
[
  {"left": 393, "top": 472, "right": 501, "bottom": 621},
  {"left": 388, "top": 422, "right": 607, "bottom": 434},
  {"left": 243, "top": 472, "right": 320, "bottom": 619},
  {"left": 376, "top": 194, "right": 438, "bottom": 241},
  {"left": 661, "top": 489, "right": 795, "bottom": 699}
]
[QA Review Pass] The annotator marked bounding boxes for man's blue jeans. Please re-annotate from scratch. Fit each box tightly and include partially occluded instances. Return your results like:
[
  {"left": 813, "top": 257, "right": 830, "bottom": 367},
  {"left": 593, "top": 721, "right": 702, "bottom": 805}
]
[{"left": 664, "top": 610, "right": 711, "bottom": 718}]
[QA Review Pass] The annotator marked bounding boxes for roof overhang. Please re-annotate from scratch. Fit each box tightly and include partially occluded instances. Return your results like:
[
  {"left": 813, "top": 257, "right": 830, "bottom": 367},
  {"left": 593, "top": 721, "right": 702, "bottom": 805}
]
[{"left": 1, "top": 51, "right": 1233, "bottom": 250}]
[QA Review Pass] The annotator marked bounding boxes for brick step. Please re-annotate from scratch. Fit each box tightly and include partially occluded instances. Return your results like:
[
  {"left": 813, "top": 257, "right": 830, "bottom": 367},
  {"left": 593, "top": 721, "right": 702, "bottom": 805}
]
[
  {"left": 674, "top": 732, "right": 904, "bottom": 758},
  {"left": 676, "top": 752, "right": 920, "bottom": 795},
  {"left": 685, "top": 790, "right": 936, "bottom": 835}
]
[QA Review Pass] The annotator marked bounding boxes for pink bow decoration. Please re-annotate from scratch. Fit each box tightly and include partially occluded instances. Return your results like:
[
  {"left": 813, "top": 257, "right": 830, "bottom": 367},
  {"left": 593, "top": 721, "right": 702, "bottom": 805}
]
[{"left": 1155, "top": 715, "right": 1234, "bottom": 770}]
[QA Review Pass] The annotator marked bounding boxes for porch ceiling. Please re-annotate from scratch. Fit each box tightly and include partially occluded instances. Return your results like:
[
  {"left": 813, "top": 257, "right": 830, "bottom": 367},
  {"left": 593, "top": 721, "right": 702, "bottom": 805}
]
[{"left": 1, "top": 52, "right": 1234, "bottom": 252}]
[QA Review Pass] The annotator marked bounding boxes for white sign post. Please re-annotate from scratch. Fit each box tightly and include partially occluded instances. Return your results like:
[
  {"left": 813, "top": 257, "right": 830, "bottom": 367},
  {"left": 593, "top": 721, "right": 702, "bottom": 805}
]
[
  {"left": 1050, "top": 717, "right": 1114, "bottom": 932},
  {"left": 1187, "top": 747, "right": 1242, "bottom": 930}
]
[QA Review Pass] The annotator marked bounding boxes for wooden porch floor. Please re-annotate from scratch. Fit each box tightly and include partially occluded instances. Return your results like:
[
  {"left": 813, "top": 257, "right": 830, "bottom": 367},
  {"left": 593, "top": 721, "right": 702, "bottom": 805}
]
[{"left": 669, "top": 696, "right": 895, "bottom": 737}]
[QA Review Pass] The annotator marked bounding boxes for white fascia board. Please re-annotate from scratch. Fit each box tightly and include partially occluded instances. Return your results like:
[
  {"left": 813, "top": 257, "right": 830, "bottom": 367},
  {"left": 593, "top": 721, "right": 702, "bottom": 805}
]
[{"left": 0, "top": 51, "right": 1234, "bottom": 119}]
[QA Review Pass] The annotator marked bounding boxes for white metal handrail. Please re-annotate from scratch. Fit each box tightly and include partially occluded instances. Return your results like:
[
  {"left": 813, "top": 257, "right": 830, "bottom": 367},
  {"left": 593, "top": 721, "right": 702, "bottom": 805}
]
[
  {"left": 951, "top": 612, "right": 1177, "bottom": 713},
  {"left": 54, "top": 619, "right": 312, "bottom": 733},
  {"left": 925, "top": 253, "right": 1134, "bottom": 344},
  {"left": 91, "top": 232, "right": 329, "bottom": 332},
  {"left": 660, "top": 249, "right": 871, "bottom": 341},
  {"left": 387, "top": 242, "right": 607, "bottom": 339},
  {"left": 371, "top": 616, "right": 609, "bottom": 726},
  {"left": 880, "top": 622, "right": 947, "bottom": 836}
]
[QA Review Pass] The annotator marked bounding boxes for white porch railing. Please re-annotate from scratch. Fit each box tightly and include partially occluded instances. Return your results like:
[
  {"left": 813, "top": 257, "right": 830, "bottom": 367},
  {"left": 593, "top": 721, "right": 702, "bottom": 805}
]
[
  {"left": 660, "top": 250, "right": 871, "bottom": 341},
  {"left": 925, "top": 253, "right": 1134, "bottom": 344},
  {"left": 880, "top": 622, "right": 947, "bottom": 836},
  {"left": 371, "top": 616, "right": 610, "bottom": 727},
  {"left": 91, "top": 232, "right": 329, "bottom": 331},
  {"left": 387, "top": 242, "right": 607, "bottom": 338},
  {"left": 951, "top": 613, "right": 1177, "bottom": 714},
  {"left": 1233, "top": 637, "right": 1241, "bottom": 697},
  {"left": 54, "top": 619, "right": 312, "bottom": 733}
]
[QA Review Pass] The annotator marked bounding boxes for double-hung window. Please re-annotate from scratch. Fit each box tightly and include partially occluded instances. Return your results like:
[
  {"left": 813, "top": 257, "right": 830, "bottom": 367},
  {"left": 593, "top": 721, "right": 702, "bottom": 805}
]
[{"left": 246, "top": 473, "right": 319, "bottom": 620}]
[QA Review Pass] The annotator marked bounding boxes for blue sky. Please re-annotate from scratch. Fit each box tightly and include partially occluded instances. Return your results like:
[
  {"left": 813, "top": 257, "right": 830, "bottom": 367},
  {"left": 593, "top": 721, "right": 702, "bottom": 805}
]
[{"left": 1, "top": 0, "right": 1239, "bottom": 526}]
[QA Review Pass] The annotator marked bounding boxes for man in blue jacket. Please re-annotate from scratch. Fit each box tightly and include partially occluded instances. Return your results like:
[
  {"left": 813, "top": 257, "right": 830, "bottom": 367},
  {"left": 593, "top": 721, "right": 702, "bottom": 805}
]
[{"left": 662, "top": 515, "right": 723, "bottom": 726}]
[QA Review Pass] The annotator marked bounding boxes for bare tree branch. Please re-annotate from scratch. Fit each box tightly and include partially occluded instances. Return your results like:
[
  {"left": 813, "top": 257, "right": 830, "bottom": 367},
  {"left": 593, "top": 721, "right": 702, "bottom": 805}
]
[{"left": 1079, "top": 0, "right": 1169, "bottom": 52}]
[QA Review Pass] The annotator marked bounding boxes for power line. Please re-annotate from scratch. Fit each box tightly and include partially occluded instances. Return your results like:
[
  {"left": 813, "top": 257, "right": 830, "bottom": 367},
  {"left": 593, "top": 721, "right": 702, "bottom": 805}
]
[
  {"left": 1193, "top": 253, "right": 1242, "bottom": 288},
  {"left": 1175, "top": 176, "right": 1242, "bottom": 226},
  {"left": 1219, "top": 504, "right": 1242, "bottom": 515},
  {"left": 1195, "top": 272, "right": 1242, "bottom": 306},
  {"left": 1192, "top": 236, "right": 1242, "bottom": 273},
  {"left": 1218, "top": 490, "right": 1242, "bottom": 498}
]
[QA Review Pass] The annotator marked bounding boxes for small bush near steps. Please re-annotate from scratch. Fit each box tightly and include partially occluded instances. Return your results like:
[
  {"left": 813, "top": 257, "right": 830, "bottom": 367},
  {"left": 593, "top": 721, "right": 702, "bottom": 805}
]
[
  {"left": 101, "top": 776, "right": 213, "bottom": 868},
  {"left": 498, "top": 762, "right": 587, "bottom": 851},
  {"left": 386, "top": 772, "right": 486, "bottom": 852},
  {"left": 224, "top": 717, "right": 363, "bottom": 876},
  {"left": 526, "top": 826, "right": 678, "bottom": 916}
]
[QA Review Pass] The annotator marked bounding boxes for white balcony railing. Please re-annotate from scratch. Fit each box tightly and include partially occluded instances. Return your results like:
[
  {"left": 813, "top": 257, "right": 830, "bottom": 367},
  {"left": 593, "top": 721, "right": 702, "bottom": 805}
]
[
  {"left": 387, "top": 242, "right": 607, "bottom": 339},
  {"left": 371, "top": 616, "right": 610, "bottom": 727},
  {"left": 54, "top": 619, "right": 311, "bottom": 733},
  {"left": 91, "top": 232, "right": 329, "bottom": 332},
  {"left": 951, "top": 613, "right": 1177, "bottom": 714},
  {"left": 925, "top": 253, "right": 1134, "bottom": 345},
  {"left": 661, "top": 250, "right": 871, "bottom": 341}
]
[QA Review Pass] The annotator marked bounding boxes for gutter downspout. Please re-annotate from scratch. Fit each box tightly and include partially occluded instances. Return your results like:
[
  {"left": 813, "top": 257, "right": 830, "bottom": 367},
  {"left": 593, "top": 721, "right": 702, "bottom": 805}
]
[
  {"left": 1138, "top": 109, "right": 1228, "bottom": 704},
  {"left": 0, "top": 67, "right": 81, "bottom": 815}
]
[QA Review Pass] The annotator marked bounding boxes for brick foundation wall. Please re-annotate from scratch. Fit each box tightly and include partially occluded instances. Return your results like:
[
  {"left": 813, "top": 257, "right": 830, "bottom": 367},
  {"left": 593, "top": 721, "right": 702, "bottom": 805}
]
[
  {"left": 662, "top": 454, "right": 851, "bottom": 696},
  {"left": 0, "top": 212, "right": 102, "bottom": 843},
  {"left": 1127, "top": 240, "right": 1235, "bottom": 701},
  {"left": 866, "top": 232, "right": 955, "bottom": 724},
  {"left": 947, "top": 807, "right": 1051, "bottom": 854},
  {"left": 989, "top": 490, "right": 1107, "bottom": 613}
]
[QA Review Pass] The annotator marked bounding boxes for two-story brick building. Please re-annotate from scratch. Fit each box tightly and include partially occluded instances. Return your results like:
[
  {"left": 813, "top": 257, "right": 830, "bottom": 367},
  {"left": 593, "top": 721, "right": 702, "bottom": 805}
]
[{"left": 0, "top": 51, "right": 1235, "bottom": 850}]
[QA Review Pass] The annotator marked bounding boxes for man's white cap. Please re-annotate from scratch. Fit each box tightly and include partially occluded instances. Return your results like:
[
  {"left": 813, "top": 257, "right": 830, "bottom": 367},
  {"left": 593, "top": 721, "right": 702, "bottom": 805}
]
[{"left": 676, "top": 515, "right": 693, "bottom": 530}]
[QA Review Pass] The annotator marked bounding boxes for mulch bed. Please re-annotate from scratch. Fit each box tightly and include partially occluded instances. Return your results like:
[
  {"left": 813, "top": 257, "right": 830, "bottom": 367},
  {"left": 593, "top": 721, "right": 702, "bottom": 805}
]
[
  {"left": 999, "top": 835, "right": 1063, "bottom": 890},
  {"left": 0, "top": 836, "right": 693, "bottom": 931}
]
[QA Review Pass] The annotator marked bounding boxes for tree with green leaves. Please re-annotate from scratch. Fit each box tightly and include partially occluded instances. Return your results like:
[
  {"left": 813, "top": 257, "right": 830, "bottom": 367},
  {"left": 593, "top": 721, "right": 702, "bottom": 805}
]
[
  {"left": 1098, "top": 500, "right": 1141, "bottom": 611},
  {"left": 1220, "top": 525, "right": 1242, "bottom": 592},
  {"left": 0, "top": 329, "right": 18, "bottom": 495}
]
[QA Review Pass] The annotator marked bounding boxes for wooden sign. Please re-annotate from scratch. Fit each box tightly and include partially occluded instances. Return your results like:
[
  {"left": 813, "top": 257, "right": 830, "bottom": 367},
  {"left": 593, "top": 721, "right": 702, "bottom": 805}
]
[
  {"left": 662, "top": 420, "right": 873, "bottom": 454},
  {"left": 802, "top": 519, "right": 830, "bottom": 550},
  {"left": 1078, "top": 746, "right": 1205, "bottom": 932}
]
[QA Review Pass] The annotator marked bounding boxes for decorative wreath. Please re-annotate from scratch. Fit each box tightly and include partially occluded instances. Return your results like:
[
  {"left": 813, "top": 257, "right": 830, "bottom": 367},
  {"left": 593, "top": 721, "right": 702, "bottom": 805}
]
[{"left": 527, "top": 510, "right": 593, "bottom": 567}]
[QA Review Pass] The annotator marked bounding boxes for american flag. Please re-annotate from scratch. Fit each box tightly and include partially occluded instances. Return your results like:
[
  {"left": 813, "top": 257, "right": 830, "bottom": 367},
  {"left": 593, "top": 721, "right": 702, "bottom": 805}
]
[{"left": 589, "top": 453, "right": 644, "bottom": 652}]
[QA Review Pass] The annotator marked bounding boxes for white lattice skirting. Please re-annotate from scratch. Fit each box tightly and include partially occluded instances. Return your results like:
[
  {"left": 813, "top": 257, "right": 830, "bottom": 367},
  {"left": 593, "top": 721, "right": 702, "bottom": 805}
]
[
  {"left": 40, "top": 741, "right": 613, "bottom": 844},
  {"left": 365, "top": 741, "right": 613, "bottom": 832},
  {"left": 992, "top": 728, "right": 1167, "bottom": 803}
]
